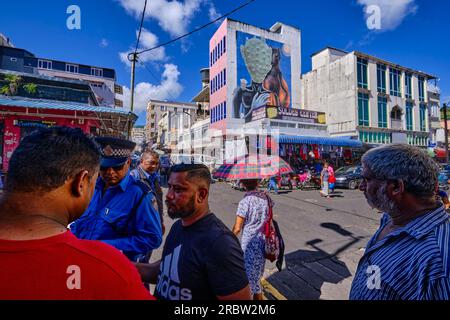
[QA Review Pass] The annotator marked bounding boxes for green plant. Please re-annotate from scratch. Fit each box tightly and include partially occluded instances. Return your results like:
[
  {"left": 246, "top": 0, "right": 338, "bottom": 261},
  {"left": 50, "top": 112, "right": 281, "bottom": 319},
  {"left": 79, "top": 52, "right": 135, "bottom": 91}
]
[
  {"left": 1, "top": 74, "right": 37, "bottom": 96},
  {"left": 23, "top": 83, "right": 37, "bottom": 95}
]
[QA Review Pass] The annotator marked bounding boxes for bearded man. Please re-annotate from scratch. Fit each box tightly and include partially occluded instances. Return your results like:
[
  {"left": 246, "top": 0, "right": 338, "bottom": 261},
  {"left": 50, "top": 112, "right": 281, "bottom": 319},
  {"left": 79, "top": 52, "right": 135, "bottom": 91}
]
[
  {"left": 134, "top": 164, "right": 251, "bottom": 300},
  {"left": 350, "top": 144, "right": 450, "bottom": 300}
]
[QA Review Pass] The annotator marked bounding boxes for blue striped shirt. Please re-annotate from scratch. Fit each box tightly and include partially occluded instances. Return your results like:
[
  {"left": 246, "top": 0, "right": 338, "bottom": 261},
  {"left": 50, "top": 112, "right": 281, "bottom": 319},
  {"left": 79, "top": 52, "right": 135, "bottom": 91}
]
[{"left": 350, "top": 205, "right": 450, "bottom": 300}]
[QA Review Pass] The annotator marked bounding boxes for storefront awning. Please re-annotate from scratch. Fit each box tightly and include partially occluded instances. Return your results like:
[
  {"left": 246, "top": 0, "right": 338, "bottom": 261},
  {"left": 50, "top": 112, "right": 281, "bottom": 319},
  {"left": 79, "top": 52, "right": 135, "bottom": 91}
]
[{"left": 278, "top": 135, "right": 363, "bottom": 148}]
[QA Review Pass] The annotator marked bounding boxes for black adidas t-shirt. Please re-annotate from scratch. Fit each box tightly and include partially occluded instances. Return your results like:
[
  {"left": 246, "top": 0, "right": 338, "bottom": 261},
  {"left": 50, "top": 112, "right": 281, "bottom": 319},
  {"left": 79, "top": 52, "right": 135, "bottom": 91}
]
[{"left": 154, "top": 213, "right": 249, "bottom": 300}]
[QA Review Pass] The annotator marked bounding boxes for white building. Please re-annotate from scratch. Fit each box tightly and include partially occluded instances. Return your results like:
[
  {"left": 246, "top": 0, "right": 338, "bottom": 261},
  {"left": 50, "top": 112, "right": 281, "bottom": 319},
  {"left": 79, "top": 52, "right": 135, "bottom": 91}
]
[
  {"left": 131, "top": 125, "right": 146, "bottom": 149},
  {"left": 302, "top": 47, "right": 437, "bottom": 147}
]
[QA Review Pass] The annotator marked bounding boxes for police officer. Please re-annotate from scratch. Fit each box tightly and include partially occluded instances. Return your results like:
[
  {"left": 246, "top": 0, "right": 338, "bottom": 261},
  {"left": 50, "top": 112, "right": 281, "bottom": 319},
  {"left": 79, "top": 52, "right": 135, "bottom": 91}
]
[
  {"left": 131, "top": 150, "right": 165, "bottom": 235},
  {"left": 71, "top": 137, "right": 163, "bottom": 262}
]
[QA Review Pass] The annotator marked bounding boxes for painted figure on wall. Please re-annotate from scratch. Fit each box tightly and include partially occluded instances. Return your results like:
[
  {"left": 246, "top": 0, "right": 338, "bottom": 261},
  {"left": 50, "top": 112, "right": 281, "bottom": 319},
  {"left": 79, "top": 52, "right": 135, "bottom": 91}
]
[
  {"left": 264, "top": 48, "right": 290, "bottom": 108},
  {"left": 232, "top": 34, "right": 291, "bottom": 122}
]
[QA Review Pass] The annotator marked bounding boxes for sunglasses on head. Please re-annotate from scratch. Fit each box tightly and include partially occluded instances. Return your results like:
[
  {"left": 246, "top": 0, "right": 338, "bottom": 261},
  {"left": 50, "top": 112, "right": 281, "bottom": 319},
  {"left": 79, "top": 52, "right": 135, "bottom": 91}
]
[{"left": 100, "top": 163, "right": 126, "bottom": 171}]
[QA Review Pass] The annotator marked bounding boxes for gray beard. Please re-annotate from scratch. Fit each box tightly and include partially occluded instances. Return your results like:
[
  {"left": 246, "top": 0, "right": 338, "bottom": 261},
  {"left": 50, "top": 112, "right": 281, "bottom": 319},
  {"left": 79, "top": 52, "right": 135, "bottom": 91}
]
[{"left": 366, "top": 182, "right": 400, "bottom": 216}]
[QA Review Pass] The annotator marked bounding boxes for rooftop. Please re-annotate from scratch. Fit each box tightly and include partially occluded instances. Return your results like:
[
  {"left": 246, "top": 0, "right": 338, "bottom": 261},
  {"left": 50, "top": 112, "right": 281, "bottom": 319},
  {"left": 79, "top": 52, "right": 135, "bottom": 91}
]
[{"left": 0, "top": 95, "right": 136, "bottom": 117}]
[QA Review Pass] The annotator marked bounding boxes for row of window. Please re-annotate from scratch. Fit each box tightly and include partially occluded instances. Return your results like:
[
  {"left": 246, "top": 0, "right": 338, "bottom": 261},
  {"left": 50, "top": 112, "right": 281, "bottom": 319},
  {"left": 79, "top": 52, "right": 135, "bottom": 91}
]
[
  {"left": 358, "top": 93, "right": 427, "bottom": 131},
  {"left": 210, "top": 69, "right": 226, "bottom": 95},
  {"left": 210, "top": 36, "right": 226, "bottom": 67},
  {"left": 407, "top": 134, "right": 428, "bottom": 147},
  {"left": 358, "top": 58, "right": 426, "bottom": 101},
  {"left": 359, "top": 131, "right": 392, "bottom": 144},
  {"left": 37, "top": 59, "right": 104, "bottom": 77},
  {"left": 210, "top": 101, "right": 227, "bottom": 123}
]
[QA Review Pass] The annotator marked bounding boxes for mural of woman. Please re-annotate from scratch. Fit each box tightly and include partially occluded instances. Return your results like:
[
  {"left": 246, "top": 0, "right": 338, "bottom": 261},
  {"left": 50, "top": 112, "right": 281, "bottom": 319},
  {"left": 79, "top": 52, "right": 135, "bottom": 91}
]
[{"left": 263, "top": 48, "right": 290, "bottom": 108}]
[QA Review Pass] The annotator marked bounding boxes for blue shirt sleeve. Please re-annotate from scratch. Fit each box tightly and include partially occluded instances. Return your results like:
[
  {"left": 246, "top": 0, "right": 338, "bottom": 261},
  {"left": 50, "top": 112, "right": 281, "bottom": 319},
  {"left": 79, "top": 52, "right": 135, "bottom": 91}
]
[{"left": 102, "top": 192, "right": 163, "bottom": 258}]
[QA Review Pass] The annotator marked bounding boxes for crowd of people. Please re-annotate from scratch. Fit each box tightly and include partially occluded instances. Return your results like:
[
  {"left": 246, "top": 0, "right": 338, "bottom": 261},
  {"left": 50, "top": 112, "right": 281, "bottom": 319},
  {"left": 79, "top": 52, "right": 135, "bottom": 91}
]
[{"left": 1, "top": 126, "right": 450, "bottom": 300}]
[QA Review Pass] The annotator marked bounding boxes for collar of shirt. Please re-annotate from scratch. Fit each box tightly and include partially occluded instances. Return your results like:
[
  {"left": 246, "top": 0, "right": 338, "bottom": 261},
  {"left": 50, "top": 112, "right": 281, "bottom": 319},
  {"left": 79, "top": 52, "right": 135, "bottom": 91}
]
[
  {"left": 96, "top": 170, "right": 132, "bottom": 193},
  {"left": 139, "top": 166, "right": 151, "bottom": 180},
  {"left": 366, "top": 204, "right": 448, "bottom": 254}
]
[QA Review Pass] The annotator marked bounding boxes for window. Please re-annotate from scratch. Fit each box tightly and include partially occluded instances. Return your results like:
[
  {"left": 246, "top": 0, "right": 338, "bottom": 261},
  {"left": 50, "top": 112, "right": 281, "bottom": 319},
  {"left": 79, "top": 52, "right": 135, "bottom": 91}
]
[
  {"left": 91, "top": 68, "right": 103, "bottom": 77},
  {"left": 357, "top": 57, "right": 368, "bottom": 89},
  {"left": 406, "top": 102, "right": 413, "bottom": 131},
  {"left": 210, "top": 80, "right": 213, "bottom": 94},
  {"left": 210, "top": 52, "right": 212, "bottom": 67},
  {"left": 223, "top": 69, "right": 226, "bottom": 85},
  {"left": 390, "top": 68, "right": 402, "bottom": 97},
  {"left": 418, "top": 76, "right": 425, "bottom": 102},
  {"left": 377, "top": 64, "right": 386, "bottom": 93},
  {"left": 224, "top": 101, "right": 227, "bottom": 119},
  {"left": 405, "top": 73, "right": 412, "bottom": 99},
  {"left": 38, "top": 59, "right": 52, "bottom": 70},
  {"left": 66, "top": 64, "right": 79, "bottom": 73},
  {"left": 223, "top": 36, "right": 226, "bottom": 53},
  {"left": 358, "top": 93, "right": 369, "bottom": 126},
  {"left": 419, "top": 104, "right": 426, "bottom": 131},
  {"left": 378, "top": 97, "right": 387, "bottom": 128}
]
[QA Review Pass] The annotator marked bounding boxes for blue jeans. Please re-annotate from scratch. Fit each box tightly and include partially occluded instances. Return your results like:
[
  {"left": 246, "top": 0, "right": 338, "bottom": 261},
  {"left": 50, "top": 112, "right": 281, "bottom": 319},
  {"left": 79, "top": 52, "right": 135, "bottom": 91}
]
[{"left": 268, "top": 180, "right": 279, "bottom": 194}]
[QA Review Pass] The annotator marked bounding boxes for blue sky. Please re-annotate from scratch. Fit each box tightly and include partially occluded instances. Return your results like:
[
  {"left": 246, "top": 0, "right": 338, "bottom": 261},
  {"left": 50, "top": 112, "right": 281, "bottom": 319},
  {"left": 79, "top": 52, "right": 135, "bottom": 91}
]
[{"left": 1, "top": 0, "right": 449, "bottom": 125}]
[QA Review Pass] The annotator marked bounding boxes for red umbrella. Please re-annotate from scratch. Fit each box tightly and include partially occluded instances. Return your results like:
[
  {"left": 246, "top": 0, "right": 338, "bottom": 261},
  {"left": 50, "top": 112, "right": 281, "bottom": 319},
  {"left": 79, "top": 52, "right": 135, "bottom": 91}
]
[{"left": 213, "top": 154, "right": 293, "bottom": 180}]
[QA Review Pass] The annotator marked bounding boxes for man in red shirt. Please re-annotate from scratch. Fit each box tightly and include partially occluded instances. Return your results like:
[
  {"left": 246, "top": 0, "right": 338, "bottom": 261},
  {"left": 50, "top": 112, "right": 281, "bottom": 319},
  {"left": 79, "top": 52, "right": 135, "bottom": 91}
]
[{"left": 0, "top": 126, "right": 153, "bottom": 300}]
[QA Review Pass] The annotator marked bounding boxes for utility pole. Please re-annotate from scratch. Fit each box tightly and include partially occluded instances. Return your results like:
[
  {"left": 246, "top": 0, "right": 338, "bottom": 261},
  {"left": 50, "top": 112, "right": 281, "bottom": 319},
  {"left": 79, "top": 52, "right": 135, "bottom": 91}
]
[
  {"left": 127, "top": 53, "right": 138, "bottom": 139},
  {"left": 444, "top": 103, "right": 449, "bottom": 163}
]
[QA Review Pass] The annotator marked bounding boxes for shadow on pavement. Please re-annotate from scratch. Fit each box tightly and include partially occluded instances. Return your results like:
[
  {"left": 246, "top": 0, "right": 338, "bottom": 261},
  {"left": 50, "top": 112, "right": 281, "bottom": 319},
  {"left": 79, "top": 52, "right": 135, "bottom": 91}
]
[{"left": 264, "top": 223, "right": 363, "bottom": 300}]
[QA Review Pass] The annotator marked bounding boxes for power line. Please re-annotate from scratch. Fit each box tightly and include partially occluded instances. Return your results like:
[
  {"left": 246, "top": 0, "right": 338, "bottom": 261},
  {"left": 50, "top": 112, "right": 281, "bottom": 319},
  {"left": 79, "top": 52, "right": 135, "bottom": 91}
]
[
  {"left": 130, "top": 0, "right": 148, "bottom": 61},
  {"left": 134, "top": 0, "right": 256, "bottom": 56}
]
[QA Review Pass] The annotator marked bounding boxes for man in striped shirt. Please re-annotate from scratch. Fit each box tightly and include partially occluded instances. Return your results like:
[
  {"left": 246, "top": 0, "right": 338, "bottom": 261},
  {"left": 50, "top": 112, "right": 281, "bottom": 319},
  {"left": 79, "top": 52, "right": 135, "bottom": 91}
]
[{"left": 350, "top": 144, "right": 450, "bottom": 300}]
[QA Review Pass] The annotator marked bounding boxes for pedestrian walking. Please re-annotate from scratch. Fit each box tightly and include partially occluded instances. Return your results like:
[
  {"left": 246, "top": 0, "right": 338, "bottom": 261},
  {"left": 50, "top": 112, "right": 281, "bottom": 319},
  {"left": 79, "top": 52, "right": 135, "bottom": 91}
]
[
  {"left": 131, "top": 150, "right": 165, "bottom": 236},
  {"left": 320, "top": 162, "right": 330, "bottom": 198},
  {"left": 350, "top": 144, "right": 450, "bottom": 300},
  {"left": 134, "top": 164, "right": 251, "bottom": 300},
  {"left": 267, "top": 175, "right": 279, "bottom": 194},
  {"left": 0, "top": 127, "right": 153, "bottom": 300},
  {"left": 70, "top": 137, "right": 162, "bottom": 262},
  {"left": 327, "top": 162, "right": 336, "bottom": 194},
  {"left": 232, "top": 179, "right": 272, "bottom": 300}
]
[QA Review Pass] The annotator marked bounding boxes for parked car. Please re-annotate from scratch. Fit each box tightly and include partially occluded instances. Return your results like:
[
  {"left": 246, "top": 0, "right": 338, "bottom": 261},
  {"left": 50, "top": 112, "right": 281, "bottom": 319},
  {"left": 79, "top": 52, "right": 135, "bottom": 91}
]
[{"left": 334, "top": 165, "right": 363, "bottom": 189}]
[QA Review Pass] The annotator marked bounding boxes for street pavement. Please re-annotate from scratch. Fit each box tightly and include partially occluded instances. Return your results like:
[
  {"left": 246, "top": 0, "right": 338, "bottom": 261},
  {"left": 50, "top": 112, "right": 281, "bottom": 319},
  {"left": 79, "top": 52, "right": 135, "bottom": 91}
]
[{"left": 151, "top": 182, "right": 382, "bottom": 300}]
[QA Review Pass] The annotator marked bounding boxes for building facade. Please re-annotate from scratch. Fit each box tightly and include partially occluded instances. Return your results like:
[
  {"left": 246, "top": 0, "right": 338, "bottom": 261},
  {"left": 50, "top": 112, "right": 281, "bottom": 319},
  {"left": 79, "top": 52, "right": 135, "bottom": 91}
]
[
  {"left": 0, "top": 96, "right": 136, "bottom": 172},
  {"left": 0, "top": 45, "right": 123, "bottom": 108},
  {"left": 302, "top": 47, "right": 437, "bottom": 147},
  {"left": 131, "top": 125, "right": 146, "bottom": 149}
]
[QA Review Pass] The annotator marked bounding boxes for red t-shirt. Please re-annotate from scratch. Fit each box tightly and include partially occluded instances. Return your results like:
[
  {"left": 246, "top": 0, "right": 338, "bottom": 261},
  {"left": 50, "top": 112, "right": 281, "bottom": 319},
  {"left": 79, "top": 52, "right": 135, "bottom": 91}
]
[{"left": 0, "top": 231, "right": 154, "bottom": 300}]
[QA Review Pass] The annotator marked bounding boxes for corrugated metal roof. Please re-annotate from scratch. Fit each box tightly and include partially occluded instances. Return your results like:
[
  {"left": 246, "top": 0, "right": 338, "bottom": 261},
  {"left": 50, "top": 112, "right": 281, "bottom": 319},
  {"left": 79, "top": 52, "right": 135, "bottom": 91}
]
[
  {"left": 278, "top": 135, "right": 363, "bottom": 148},
  {"left": 0, "top": 96, "right": 136, "bottom": 117}
]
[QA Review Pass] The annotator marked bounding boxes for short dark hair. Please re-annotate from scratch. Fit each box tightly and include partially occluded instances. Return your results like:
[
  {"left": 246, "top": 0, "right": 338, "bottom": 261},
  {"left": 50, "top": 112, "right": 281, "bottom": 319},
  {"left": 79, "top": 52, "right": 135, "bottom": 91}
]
[
  {"left": 6, "top": 126, "right": 100, "bottom": 193},
  {"left": 169, "top": 163, "right": 211, "bottom": 187},
  {"left": 241, "top": 179, "right": 259, "bottom": 191}
]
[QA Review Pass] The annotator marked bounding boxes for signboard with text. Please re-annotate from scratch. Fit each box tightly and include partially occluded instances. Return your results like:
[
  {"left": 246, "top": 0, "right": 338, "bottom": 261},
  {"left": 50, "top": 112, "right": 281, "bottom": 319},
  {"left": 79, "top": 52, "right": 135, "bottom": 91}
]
[{"left": 248, "top": 105, "right": 326, "bottom": 124}]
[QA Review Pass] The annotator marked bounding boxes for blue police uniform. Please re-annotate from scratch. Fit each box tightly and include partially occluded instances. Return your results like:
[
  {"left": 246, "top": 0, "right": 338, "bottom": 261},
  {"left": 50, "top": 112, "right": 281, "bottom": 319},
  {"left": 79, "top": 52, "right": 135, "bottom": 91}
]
[
  {"left": 71, "top": 137, "right": 162, "bottom": 261},
  {"left": 71, "top": 172, "right": 162, "bottom": 261}
]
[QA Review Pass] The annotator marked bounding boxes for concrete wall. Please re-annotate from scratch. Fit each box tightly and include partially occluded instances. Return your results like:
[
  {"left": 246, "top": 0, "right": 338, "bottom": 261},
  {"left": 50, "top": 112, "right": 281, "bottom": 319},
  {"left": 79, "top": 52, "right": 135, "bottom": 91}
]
[{"left": 302, "top": 52, "right": 357, "bottom": 136}]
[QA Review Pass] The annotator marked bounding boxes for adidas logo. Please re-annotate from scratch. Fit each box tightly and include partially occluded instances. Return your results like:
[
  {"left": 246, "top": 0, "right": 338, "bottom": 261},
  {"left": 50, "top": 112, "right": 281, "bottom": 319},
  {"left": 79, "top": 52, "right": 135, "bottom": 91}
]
[{"left": 156, "top": 245, "right": 192, "bottom": 300}]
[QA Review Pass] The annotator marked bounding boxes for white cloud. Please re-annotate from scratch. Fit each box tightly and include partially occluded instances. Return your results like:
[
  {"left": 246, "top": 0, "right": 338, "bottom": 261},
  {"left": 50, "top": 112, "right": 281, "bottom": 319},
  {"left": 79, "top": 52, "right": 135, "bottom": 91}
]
[
  {"left": 118, "top": 0, "right": 216, "bottom": 37},
  {"left": 208, "top": 4, "right": 221, "bottom": 21},
  {"left": 119, "top": 28, "right": 166, "bottom": 66},
  {"left": 100, "top": 38, "right": 109, "bottom": 48},
  {"left": 119, "top": 63, "right": 183, "bottom": 113},
  {"left": 357, "top": 0, "right": 418, "bottom": 31}
]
